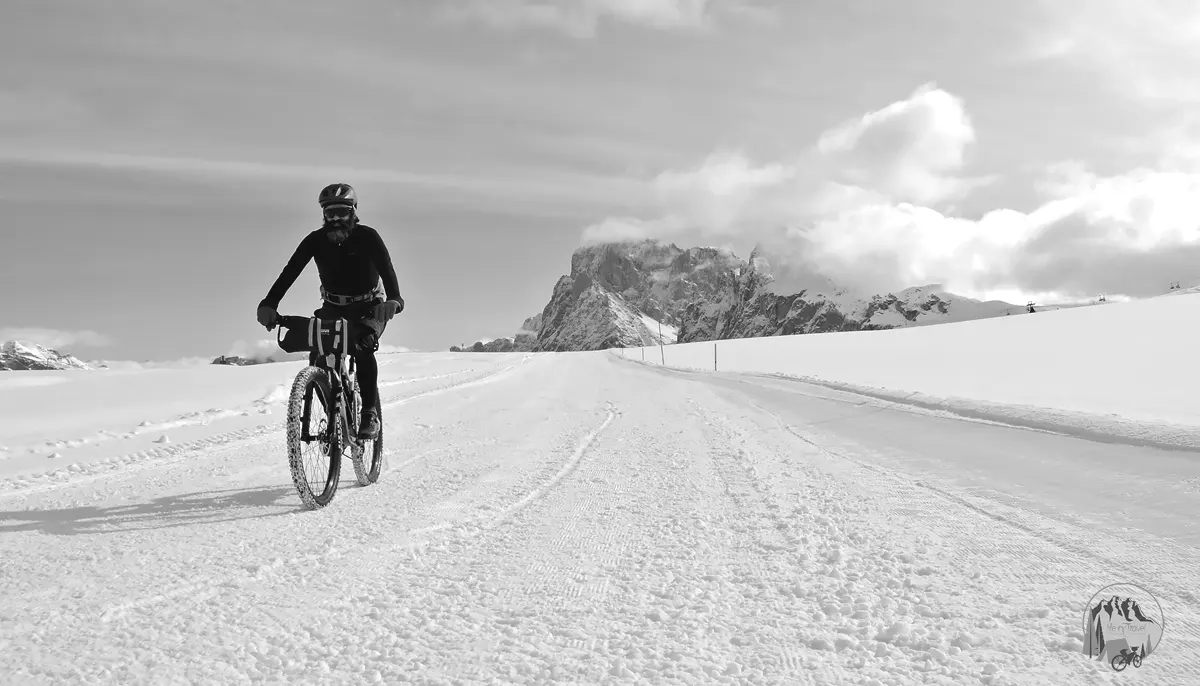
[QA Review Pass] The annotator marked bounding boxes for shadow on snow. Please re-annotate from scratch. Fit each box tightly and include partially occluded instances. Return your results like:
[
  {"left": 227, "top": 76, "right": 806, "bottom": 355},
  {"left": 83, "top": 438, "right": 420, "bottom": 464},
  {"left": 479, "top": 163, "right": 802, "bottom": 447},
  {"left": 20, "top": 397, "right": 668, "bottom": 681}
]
[{"left": 0, "top": 482, "right": 344, "bottom": 536}]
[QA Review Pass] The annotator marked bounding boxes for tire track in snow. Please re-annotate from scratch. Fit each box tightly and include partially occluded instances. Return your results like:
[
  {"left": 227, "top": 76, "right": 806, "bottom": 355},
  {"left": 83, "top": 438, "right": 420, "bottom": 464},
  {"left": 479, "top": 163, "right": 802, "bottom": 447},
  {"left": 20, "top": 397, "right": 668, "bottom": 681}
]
[
  {"left": 741, "top": 397, "right": 1200, "bottom": 681},
  {"left": 465, "top": 401, "right": 619, "bottom": 538},
  {"left": 683, "top": 385, "right": 1136, "bottom": 683},
  {"left": 379, "top": 355, "right": 533, "bottom": 413},
  {"left": 484, "top": 402, "right": 627, "bottom": 620},
  {"left": 419, "top": 393, "right": 755, "bottom": 683},
  {"left": 767, "top": 401, "right": 1200, "bottom": 598},
  {"left": 93, "top": 397, "right": 617, "bottom": 627},
  {"left": 689, "top": 400, "right": 804, "bottom": 554},
  {"left": 0, "top": 356, "right": 533, "bottom": 498},
  {"left": 370, "top": 400, "right": 621, "bottom": 554},
  {"left": 690, "top": 399, "right": 887, "bottom": 681},
  {"left": 376, "top": 368, "right": 476, "bottom": 389},
  {"left": 325, "top": 399, "right": 625, "bottom": 684},
  {"left": 0, "top": 370, "right": 479, "bottom": 467},
  {"left": 697, "top": 400, "right": 1043, "bottom": 683}
]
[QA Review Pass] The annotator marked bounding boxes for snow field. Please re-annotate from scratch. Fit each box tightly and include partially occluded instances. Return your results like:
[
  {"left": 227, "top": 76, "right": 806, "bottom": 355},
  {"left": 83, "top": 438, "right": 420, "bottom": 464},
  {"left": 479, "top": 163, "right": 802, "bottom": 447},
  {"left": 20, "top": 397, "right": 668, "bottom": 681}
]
[
  {"left": 0, "top": 355, "right": 515, "bottom": 492},
  {"left": 0, "top": 337, "right": 1197, "bottom": 683},
  {"left": 616, "top": 293, "right": 1200, "bottom": 446},
  {"left": 683, "top": 389, "right": 1200, "bottom": 684}
]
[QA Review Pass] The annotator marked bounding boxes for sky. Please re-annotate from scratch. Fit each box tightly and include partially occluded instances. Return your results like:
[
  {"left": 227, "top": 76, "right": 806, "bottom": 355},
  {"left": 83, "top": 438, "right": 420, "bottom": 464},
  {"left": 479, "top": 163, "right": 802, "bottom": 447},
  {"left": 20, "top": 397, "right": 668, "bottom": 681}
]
[{"left": 4, "top": 0, "right": 1200, "bottom": 361}]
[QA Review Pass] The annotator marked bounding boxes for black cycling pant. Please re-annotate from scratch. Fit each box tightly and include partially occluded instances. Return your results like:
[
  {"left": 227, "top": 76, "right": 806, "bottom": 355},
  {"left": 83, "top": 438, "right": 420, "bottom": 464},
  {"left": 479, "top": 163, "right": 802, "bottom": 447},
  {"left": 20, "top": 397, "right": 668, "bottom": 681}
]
[{"left": 308, "top": 299, "right": 386, "bottom": 413}]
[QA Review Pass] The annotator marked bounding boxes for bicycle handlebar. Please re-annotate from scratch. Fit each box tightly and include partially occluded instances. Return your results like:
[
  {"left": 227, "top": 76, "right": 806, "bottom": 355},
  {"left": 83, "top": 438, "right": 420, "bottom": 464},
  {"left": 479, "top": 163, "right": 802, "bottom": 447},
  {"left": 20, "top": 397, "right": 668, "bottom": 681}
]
[
  {"left": 264, "top": 306, "right": 400, "bottom": 332},
  {"left": 263, "top": 314, "right": 309, "bottom": 332}
]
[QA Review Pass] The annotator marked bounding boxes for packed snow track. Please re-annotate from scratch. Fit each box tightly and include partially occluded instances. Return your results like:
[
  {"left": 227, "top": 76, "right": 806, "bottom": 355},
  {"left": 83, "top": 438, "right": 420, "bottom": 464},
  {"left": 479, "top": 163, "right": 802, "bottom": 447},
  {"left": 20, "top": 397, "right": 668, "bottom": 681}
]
[{"left": 1, "top": 351, "right": 1197, "bottom": 685}]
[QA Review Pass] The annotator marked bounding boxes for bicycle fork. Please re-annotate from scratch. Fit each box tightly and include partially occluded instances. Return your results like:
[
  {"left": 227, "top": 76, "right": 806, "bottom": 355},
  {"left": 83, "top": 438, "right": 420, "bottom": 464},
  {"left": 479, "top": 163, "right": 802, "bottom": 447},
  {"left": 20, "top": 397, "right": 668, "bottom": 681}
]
[{"left": 332, "top": 374, "right": 362, "bottom": 449}]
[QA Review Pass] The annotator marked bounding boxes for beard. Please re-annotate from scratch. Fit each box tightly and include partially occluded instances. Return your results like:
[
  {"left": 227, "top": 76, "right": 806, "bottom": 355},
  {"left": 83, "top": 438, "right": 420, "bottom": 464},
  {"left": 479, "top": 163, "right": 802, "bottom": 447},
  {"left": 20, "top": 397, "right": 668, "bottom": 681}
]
[{"left": 323, "top": 220, "right": 355, "bottom": 245}]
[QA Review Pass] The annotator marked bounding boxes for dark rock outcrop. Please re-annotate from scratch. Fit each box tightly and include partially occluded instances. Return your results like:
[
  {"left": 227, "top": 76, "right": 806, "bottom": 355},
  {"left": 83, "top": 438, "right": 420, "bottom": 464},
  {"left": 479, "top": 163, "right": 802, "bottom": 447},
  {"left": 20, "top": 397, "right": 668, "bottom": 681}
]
[{"left": 453, "top": 239, "right": 1018, "bottom": 352}]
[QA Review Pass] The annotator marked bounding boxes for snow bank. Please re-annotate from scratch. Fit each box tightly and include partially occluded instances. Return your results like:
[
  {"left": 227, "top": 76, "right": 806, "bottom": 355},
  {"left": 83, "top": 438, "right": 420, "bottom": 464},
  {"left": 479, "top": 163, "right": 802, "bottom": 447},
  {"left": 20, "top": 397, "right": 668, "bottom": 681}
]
[
  {"left": 0, "top": 352, "right": 507, "bottom": 484},
  {"left": 0, "top": 363, "right": 306, "bottom": 453},
  {"left": 612, "top": 293, "right": 1200, "bottom": 449}
]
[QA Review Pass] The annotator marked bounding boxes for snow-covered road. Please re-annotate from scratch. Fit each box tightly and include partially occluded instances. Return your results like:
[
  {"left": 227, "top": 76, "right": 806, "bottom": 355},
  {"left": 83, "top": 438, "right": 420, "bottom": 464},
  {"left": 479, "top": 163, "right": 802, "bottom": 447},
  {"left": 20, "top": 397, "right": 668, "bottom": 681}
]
[{"left": 2, "top": 352, "right": 1197, "bottom": 685}]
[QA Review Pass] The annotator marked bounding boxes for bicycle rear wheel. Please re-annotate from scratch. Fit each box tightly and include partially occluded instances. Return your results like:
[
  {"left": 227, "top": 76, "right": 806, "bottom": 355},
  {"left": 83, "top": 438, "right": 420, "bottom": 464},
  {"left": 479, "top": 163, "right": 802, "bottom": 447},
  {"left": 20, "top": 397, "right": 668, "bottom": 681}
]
[
  {"left": 286, "top": 365, "right": 343, "bottom": 509},
  {"left": 352, "top": 394, "right": 384, "bottom": 485}
]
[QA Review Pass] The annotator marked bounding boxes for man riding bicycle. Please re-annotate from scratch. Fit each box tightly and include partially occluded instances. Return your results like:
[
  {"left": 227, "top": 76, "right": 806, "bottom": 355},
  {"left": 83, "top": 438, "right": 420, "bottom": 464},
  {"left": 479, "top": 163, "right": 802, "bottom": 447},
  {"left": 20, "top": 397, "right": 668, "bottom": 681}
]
[{"left": 256, "top": 183, "right": 404, "bottom": 439}]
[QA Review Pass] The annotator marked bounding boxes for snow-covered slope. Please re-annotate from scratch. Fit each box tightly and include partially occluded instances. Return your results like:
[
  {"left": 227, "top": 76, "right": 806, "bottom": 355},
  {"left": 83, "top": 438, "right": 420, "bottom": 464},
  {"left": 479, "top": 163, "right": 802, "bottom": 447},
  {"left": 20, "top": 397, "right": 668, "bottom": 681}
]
[
  {"left": 618, "top": 290, "right": 1200, "bottom": 443},
  {"left": 0, "top": 340, "right": 96, "bottom": 371},
  {"left": 851, "top": 284, "right": 1019, "bottom": 327},
  {"left": 1162, "top": 283, "right": 1200, "bottom": 296},
  {"left": 2, "top": 309, "right": 1199, "bottom": 683}
]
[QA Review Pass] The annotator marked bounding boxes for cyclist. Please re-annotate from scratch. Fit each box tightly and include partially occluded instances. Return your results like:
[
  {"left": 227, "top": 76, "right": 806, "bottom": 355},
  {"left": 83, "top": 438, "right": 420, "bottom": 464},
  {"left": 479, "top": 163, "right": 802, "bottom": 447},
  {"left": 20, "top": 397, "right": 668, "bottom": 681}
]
[{"left": 255, "top": 183, "right": 404, "bottom": 438}]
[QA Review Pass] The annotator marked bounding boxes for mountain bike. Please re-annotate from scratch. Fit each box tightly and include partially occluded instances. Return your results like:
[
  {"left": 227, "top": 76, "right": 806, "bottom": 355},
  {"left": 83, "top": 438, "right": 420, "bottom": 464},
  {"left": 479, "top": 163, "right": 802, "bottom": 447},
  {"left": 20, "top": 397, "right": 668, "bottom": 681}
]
[
  {"left": 272, "top": 314, "right": 384, "bottom": 509},
  {"left": 1111, "top": 649, "right": 1142, "bottom": 671}
]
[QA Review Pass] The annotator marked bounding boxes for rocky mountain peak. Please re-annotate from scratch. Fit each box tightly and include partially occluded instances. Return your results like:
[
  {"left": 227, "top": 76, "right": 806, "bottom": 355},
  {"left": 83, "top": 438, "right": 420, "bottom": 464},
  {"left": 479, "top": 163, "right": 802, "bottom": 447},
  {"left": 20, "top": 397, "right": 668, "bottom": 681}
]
[
  {"left": 0, "top": 340, "right": 95, "bottom": 371},
  {"left": 452, "top": 239, "right": 1020, "bottom": 353}
]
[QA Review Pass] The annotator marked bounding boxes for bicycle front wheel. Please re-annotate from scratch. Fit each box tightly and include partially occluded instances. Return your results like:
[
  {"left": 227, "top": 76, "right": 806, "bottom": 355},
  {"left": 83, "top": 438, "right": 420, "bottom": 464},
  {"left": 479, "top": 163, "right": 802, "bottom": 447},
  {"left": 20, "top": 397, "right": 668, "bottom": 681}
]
[{"left": 286, "top": 365, "right": 343, "bottom": 509}]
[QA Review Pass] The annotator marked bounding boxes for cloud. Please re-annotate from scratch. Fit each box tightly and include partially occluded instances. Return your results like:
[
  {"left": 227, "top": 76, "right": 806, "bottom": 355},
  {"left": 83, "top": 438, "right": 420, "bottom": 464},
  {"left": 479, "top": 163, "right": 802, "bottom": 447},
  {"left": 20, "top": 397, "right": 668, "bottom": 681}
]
[
  {"left": 225, "top": 339, "right": 308, "bottom": 365},
  {"left": 0, "top": 148, "right": 647, "bottom": 214},
  {"left": 582, "top": 216, "right": 668, "bottom": 244},
  {"left": 1024, "top": 0, "right": 1200, "bottom": 104},
  {"left": 815, "top": 85, "right": 988, "bottom": 206},
  {"left": 0, "top": 328, "right": 113, "bottom": 349},
  {"left": 585, "top": 83, "right": 983, "bottom": 240},
  {"left": 580, "top": 83, "right": 1200, "bottom": 303},
  {"left": 437, "top": 0, "right": 767, "bottom": 37},
  {"left": 91, "top": 357, "right": 214, "bottom": 371},
  {"left": 222, "top": 338, "right": 411, "bottom": 362}
]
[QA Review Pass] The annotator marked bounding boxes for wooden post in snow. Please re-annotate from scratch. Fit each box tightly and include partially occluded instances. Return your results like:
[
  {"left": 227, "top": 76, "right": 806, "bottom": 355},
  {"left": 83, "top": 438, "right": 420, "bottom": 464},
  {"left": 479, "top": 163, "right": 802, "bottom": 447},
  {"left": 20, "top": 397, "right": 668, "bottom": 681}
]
[
  {"left": 714, "top": 343, "right": 717, "bottom": 371},
  {"left": 659, "top": 320, "right": 665, "bottom": 365}
]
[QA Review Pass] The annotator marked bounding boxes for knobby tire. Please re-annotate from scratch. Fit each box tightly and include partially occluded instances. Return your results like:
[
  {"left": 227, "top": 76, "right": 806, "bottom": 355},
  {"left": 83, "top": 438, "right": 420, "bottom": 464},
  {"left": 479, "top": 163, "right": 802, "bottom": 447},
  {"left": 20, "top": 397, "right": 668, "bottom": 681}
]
[
  {"left": 287, "top": 365, "right": 342, "bottom": 509},
  {"left": 352, "top": 393, "right": 384, "bottom": 486}
]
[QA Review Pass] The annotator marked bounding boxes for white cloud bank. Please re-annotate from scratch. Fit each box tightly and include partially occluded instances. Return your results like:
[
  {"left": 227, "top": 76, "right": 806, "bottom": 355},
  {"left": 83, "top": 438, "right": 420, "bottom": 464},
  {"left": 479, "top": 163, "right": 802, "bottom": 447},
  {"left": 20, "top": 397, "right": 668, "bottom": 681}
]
[
  {"left": 225, "top": 339, "right": 412, "bottom": 363},
  {"left": 225, "top": 339, "right": 308, "bottom": 364},
  {"left": 583, "top": 82, "right": 1200, "bottom": 303}
]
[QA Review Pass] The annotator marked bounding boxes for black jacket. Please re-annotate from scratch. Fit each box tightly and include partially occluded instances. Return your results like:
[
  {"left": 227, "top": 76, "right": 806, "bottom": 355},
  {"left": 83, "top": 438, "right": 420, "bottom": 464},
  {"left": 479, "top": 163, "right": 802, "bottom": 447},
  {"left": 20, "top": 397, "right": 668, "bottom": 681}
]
[{"left": 259, "top": 223, "right": 401, "bottom": 310}]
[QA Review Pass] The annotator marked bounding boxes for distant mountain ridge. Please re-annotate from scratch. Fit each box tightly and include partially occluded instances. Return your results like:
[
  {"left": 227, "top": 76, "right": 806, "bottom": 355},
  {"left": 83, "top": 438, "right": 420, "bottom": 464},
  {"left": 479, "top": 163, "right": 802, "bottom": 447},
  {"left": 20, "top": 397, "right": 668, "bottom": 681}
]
[
  {"left": 453, "top": 240, "right": 1020, "bottom": 352},
  {"left": 450, "top": 314, "right": 542, "bottom": 353},
  {"left": 0, "top": 340, "right": 99, "bottom": 371}
]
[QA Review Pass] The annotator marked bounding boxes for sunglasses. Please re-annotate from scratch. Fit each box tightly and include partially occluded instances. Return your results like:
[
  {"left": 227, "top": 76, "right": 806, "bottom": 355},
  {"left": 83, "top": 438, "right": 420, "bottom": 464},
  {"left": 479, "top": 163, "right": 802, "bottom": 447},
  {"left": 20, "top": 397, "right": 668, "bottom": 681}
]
[{"left": 323, "top": 206, "right": 354, "bottom": 221}]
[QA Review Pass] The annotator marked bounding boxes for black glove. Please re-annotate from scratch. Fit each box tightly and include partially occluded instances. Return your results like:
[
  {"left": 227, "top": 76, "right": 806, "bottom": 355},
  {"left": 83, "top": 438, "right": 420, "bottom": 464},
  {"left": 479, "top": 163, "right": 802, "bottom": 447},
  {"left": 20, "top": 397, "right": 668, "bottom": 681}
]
[
  {"left": 257, "top": 305, "right": 278, "bottom": 330},
  {"left": 373, "top": 299, "right": 403, "bottom": 324}
]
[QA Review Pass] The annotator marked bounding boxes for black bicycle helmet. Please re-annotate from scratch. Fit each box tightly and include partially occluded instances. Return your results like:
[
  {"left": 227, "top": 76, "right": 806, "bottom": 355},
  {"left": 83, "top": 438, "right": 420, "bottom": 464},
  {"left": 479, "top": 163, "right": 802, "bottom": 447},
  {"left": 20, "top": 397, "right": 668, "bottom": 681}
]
[{"left": 318, "top": 183, "right": 357, "bottom": 209}]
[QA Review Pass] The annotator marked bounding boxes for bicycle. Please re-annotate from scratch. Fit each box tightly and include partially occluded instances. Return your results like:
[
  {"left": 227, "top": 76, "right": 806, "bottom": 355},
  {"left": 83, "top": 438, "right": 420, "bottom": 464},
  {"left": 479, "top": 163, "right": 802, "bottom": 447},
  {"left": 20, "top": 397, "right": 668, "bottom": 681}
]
[
  {"left": 1111, "top": 649, "right": 1143, "bottom": 671},
  {"left": 271, "top": 314, "right": 385, "bottom": 509}
]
